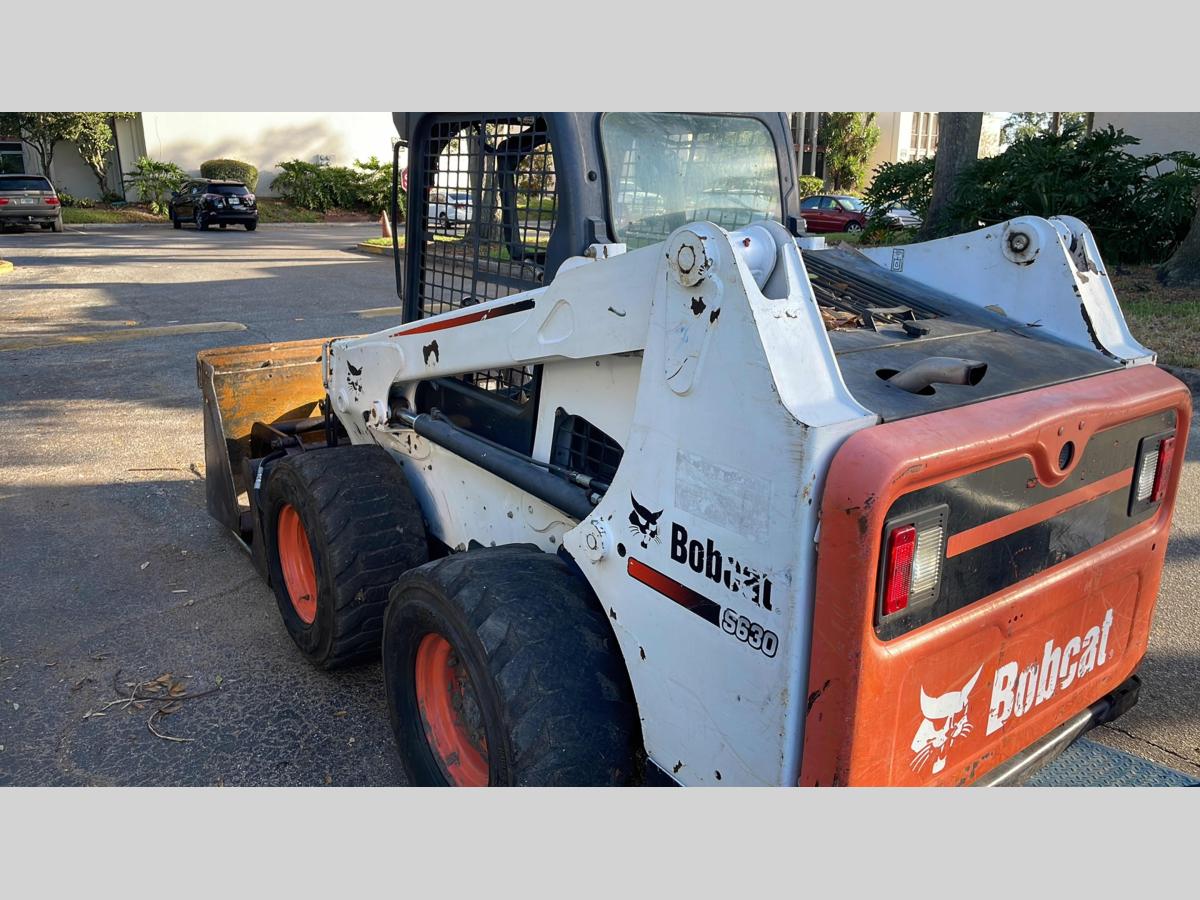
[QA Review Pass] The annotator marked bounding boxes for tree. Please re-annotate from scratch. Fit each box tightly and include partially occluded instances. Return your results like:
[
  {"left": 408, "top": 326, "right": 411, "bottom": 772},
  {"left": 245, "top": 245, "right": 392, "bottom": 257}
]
[
  {"left": 0, "top": 112, "right": 77, "bottom": 179},
  {"left": 1159, "top": 187, "right": 1200, "bottom": 285},
  {"left": 919, "top": 112, "right": 983, "bottom": 240},
  {"left": 822, "top": 112, "right": 880, "bottom": 191},
  {"left": 73, "top": 113, "right": 135, "bottom": 200},
  {"left": 1002, "top": 112, "right": 1088, "bottom": 144}
]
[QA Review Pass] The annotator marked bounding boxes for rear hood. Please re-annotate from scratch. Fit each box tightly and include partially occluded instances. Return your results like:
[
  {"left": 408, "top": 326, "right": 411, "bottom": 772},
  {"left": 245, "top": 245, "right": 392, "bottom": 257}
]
[{"left": 804, "top": 247, "right": 1120, "bottom": 421}]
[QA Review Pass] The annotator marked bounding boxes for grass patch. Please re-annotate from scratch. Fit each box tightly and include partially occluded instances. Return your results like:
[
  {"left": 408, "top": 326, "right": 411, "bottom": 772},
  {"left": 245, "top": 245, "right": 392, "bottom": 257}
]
[
  {"left": 255, "top": 199, "right": 324, "bottom": 223},
  {"left": 820, "top": 231, "right": 861, "bottom": 245},
  {"left": 63, "top": 205, "right": 164, "bottom": 224},
  {"left": 361, "top": 236, "right": 402, "bottom": 248},
  {"left": 817, "top": 229, "right": 918, "bottom": 247},
  {"left": 62, "top": 199, "right": 373, "bottom": 225},
  {"left": 1110, "top": 265, "right": 1200, "bottom": 369}
]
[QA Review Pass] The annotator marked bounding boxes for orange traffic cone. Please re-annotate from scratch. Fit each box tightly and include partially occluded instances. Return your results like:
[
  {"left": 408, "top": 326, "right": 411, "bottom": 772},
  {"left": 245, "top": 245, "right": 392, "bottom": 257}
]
[{"left": 380, "top": 210, "right": 392, "bottom": 238}]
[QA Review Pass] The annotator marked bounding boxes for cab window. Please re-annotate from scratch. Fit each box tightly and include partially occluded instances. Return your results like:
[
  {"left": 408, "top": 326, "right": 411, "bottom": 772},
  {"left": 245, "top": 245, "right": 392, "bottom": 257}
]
[{"left": 601, "top": 113, "right": 782, "bottom": 248}]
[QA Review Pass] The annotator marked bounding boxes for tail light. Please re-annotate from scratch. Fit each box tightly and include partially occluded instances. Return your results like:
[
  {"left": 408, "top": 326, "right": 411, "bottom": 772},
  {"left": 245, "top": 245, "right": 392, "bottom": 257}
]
[
  {"left": 45, "top": 196, "right": 59, "bottom": 205},
  {"left": 879, "top": 506, "right": 948, "bottom": 620},
  {"left": 0, "top": 198, "right": 8, "bottom": 205},
  {"left": 1130, "top": 432, "right": 1176, "bottom": 514},
  {"left": 882, "top": 525, "right": 916, "bottom": 615}
]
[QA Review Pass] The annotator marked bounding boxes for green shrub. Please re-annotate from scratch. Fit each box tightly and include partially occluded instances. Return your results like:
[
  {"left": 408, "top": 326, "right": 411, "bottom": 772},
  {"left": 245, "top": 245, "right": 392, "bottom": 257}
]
[
  {"left": 200, "top": 158, "right": 259, "bottom": 192},
  {"left": 56, "top": 191, "right": 95, "bottom": 209},
  {"left": 353, "top": 156, "right": 394, "bottom": 216},
  {"left": 946, "top": 127, "right": 1200, "bottom": 264},
  {"left": 123, "top": 156, "right": 189, "bottom": 215},
  {"left": 270, "top": 157, "right": 405, "bottom": 216},
  {"left": 864, "top": 156, "right": 935, "bottom": 221},
  {"left": 797, "top": 175, "right": 824, "bottom": 198}
]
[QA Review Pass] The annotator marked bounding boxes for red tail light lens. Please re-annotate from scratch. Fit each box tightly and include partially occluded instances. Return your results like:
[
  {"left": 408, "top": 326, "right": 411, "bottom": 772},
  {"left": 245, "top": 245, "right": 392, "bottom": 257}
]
[
  {"left": 45, "top": 197, "right": 59, "bottom": 205},
  {"left": 0, "top": 198, "right": 9, "bottom": 205},
  {"left": 882, "top": 524, "right": 917, "bottom": 615},
  {"left": 1152, "top": 435, "right": 1176, "bottom": 502}
]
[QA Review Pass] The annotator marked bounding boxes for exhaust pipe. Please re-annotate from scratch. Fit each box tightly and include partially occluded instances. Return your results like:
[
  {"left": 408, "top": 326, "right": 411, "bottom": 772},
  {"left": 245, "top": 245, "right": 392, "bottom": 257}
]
[{"left": 887, "top": 357, "right": 988, "bottom": 394}]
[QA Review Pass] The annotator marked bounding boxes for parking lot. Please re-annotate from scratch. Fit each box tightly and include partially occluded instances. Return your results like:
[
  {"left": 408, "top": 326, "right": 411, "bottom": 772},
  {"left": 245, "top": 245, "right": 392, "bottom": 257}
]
[
  {"left": 0, "top": 224, "right": 408, "bottom": 785},
  {"left": 1, "top": 223, "right": 1198, "bottom": 786}
]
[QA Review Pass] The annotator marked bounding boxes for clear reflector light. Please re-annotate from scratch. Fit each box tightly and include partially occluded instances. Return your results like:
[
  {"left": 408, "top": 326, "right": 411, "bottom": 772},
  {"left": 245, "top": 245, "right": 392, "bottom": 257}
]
[
  {"left": 1136, "top": 445, "right": 1159, "bottom": 502},
  {"left": 911, "top": 522, "right": 945, "bottom": 597}
]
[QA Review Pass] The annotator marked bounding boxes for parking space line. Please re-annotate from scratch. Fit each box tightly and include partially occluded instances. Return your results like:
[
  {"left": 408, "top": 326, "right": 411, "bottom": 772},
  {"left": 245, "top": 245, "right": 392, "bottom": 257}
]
[{"left": 0, "top": 321, "right": 247, "bottom": 352}]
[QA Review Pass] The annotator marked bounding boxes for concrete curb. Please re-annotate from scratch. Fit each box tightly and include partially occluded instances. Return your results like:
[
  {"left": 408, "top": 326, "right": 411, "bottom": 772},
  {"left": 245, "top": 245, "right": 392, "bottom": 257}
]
[
  {"left": 0, "top": 259, "right": 13, "bottom": 275},
  {"left": 356, "top": 241, "right": 397, "bottom": 256}
]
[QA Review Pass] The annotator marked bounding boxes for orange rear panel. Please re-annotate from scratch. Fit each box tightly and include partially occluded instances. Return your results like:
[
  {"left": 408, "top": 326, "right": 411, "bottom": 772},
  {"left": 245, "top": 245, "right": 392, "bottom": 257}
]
[{"left": 800, "top": 366, "right": 1191, "bottom": 786}]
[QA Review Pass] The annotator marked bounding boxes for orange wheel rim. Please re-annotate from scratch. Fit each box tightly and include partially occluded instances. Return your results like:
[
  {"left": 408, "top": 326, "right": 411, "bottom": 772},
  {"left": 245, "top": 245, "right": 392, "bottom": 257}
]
[
  {"left": 277, "top": 504, "right": 318, "bottom": 625},
  {"left": 414, "top": 633, "right": 489, "bottom": 786}
]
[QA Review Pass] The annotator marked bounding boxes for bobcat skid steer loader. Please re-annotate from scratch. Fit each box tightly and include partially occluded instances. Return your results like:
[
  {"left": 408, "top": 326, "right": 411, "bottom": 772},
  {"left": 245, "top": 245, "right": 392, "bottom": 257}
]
[{"left": 197, "top": 113, "right": 1190, "bottom": 786}]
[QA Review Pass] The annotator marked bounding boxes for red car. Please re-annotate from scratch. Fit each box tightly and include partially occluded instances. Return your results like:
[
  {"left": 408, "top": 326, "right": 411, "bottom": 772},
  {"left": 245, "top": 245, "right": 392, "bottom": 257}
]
[{"left": 799, "top": 194, "right": 867, "bottom": 234}]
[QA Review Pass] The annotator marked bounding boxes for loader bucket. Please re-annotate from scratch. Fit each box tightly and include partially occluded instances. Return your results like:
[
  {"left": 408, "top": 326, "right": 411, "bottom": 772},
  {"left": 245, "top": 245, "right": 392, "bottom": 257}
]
[{"left": 196, "top": 339, "right": 330, "bottom": 542}]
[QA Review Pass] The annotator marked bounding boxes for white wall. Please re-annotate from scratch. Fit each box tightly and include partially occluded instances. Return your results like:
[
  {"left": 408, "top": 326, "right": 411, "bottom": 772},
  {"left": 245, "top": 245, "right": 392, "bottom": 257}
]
[
  {"left": 137, "top": 111, "right": 399, "bottom": 195},
  {"left": 1093, "top": 112, "right": 1200, "bottom": 159}
]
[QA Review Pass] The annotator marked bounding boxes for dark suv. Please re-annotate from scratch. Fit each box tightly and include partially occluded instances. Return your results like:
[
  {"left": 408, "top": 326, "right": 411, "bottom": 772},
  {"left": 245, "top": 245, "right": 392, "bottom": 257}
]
[
  {"left": 0, "top": 174, "right": 63, "bottom": 231},
  {"left": 169, "top": 179, "right": 258, "bottom": 231}
]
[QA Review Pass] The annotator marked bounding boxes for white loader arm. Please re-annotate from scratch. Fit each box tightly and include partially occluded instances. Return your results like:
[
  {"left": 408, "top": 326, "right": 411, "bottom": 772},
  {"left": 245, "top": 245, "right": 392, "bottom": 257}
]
[{"left": 858, "top": 215, "right": 1154, "bottom": 365}]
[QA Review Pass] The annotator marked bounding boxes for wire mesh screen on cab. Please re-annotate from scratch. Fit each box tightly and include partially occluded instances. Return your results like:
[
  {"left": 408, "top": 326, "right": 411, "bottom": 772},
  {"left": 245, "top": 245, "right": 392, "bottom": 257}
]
[{"left": 417, "top": 115, "right": 557, "bottom": 406}]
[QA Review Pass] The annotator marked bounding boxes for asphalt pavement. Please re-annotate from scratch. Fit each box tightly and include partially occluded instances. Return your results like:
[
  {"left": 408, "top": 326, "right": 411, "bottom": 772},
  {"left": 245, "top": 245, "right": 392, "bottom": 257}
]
[
  {"left": 0, "top": 222, "right": 1197, "bottom": 786},
  {"left": 0, "top": 223, "right": 407, "bottom": 785}
]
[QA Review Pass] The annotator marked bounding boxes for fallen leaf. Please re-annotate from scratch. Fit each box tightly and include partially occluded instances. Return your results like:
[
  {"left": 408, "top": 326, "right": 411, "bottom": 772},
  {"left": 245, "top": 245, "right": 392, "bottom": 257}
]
[
  {"left": 169, "top": 683, "right": 186, "bottom": 697},
  {"left": 334, "top": 710, "right": 347, "bottom": 718},
  {"left": 162, "top": 702, "right": 183, "bottom": 714},
  {"left": 140, "top": 561, "right": 150, "bottom": 570},
  {"left": 155, "top": 674, "right": 172, "bottom": 685},
  {"left": 215, "top": 675, "right": 224, "bottom": 686}
]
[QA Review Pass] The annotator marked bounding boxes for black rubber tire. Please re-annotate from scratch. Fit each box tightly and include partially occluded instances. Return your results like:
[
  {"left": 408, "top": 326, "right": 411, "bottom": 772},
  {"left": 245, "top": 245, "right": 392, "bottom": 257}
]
[
  {"left": 219, "top": 223, "right": 227, "bottom": 229},
  {"left": 262, "top": 445, "right": 429, "bottom": 669},
  {"left": 245, "top": 221, "right": 257, "bottom": 231},
  {"left": 383, "top": 545, "right": 640, "bottom": 786},
  {"left": 845, "top": 220, "right": 863, "bottom": 233},
  {"left": 171, "top": 209, "right": 181, "bottom": 229},
  {"left": 195, "top": 210, "right": 209, "bottom": 231},
  {"left": 51, "top": 215, "right": 64, "bottom": 233}
]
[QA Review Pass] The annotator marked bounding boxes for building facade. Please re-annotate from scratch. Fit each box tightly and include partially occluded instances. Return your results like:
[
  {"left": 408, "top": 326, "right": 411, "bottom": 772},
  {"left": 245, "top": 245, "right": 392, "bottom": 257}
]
[
  {"left": 791, "top": 112, "right": 1006, "bottom": 188},
  {"left": 2, "top": 112, "right": 398, "bottom": 199}
]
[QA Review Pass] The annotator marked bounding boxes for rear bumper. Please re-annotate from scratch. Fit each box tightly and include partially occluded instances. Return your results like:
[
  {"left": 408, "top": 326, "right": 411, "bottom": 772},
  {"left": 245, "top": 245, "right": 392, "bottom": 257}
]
[
  {"left": 208, "top": 210, "right": 257, "bottom": 223},
  {"left": 800, "top": 365, "right": 1191, "bottom": 786},
  {"left": 0, "top": 208, "right": 58, "bottom": 223},
  {"left": 971, "top": 675, "right": 1140, "bottom": 786}
]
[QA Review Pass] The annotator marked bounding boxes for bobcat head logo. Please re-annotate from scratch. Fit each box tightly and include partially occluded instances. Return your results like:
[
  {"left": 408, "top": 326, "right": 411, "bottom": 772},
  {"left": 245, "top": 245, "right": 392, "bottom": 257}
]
[
  {"left": 628, "top": 494, "right": 663, "bottom": 549},
  {"left": 910, "top": 666, "right": 982, "bottom": 775}
]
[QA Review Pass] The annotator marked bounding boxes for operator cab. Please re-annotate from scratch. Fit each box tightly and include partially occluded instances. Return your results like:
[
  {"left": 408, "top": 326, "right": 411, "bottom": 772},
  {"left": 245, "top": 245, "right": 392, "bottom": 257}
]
[{"left": 391, "top": 112, "right": 800, "bottom": 459}]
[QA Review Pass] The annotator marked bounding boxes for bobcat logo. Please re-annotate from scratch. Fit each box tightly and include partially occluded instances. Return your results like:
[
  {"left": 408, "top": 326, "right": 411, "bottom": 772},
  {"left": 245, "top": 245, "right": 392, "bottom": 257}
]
[
  {"left": 628, "top": 494, "right": 663, "bottom": 549},
  {"left": 910, "top": 666, "right": 982, "bottom": 775}
]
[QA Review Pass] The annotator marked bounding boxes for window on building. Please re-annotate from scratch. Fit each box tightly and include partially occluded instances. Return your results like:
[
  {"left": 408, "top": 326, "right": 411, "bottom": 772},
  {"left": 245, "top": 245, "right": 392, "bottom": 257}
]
[{"left": 0, "top": 142, "right": 25, "bottom": 175}]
